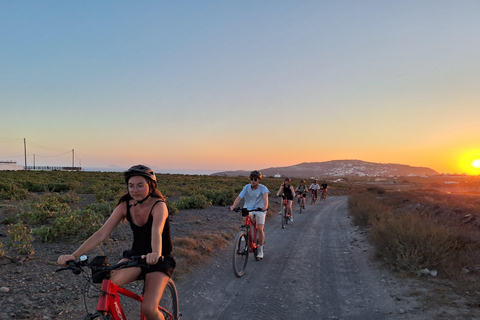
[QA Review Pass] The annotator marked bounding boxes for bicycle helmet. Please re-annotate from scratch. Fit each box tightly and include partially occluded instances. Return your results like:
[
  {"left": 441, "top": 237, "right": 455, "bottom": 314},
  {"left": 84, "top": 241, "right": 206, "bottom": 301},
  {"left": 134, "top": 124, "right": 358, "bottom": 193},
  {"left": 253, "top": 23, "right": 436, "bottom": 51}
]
[
  {"left": 124, "top": 165, "right": 157, "bottom": 186},
  {"left": 284, "top": 177, "right": 291, "bottom": 182},
  {"left": 300, "top": 180, "right": 305, "bottom": 183},
  {"left": 249, "top": 170, "right": 263, "bottom": 180}
]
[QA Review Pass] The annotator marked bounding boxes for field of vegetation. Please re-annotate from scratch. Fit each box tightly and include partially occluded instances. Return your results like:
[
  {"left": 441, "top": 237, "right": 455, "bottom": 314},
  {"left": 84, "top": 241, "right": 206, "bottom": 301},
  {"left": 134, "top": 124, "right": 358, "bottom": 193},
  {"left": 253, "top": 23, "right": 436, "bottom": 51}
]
[{"left": 348, "top": 176, "right": 480, "bottom": 305}]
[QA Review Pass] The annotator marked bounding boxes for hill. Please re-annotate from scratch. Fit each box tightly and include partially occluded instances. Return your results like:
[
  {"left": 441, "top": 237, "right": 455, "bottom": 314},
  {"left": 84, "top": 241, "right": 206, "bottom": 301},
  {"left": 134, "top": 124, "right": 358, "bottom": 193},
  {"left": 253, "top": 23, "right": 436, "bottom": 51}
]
[{"left": 212, "top": 159, "right": 438, "bottom": 178}]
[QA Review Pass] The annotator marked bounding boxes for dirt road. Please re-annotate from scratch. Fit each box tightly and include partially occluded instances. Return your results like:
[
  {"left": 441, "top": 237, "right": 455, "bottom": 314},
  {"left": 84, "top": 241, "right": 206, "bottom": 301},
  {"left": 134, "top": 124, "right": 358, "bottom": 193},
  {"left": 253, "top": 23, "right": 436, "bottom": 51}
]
[{"left": 176, "top": 196, "right": 418, "bottom": 320}]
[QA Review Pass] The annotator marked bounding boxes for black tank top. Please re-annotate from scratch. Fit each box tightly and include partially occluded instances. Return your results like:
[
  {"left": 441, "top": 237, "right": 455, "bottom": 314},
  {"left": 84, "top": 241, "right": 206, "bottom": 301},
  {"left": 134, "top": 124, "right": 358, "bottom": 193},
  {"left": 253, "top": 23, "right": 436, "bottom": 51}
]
[
  {"left": 283, "top": 185, "right": 293, "bottom": 197},
  {"left": 126, "top": 200, "right": 173, "bottom": 257}
]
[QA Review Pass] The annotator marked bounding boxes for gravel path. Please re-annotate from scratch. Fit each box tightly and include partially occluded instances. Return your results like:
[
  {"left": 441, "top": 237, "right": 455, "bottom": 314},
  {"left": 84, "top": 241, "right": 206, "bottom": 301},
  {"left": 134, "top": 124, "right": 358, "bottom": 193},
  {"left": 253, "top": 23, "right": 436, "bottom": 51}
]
[{"left": 175, "top": 196, "right": 479, "bottom": 320}]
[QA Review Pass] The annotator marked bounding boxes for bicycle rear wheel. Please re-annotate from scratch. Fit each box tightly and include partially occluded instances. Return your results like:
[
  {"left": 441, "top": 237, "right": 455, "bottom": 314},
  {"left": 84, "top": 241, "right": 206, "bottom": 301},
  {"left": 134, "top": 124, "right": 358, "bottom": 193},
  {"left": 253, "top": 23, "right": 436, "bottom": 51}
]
[
  {"left": 232, "top": 231, "right": 249, "bottom": 277},
  {"left": 159, "top": 278, "right": 179, "bottom": 320}
]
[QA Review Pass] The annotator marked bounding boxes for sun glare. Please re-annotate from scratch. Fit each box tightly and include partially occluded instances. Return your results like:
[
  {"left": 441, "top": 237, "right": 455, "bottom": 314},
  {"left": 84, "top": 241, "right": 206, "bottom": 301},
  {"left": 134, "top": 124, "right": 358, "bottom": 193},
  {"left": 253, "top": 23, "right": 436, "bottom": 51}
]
[
  {"left": 459, "top": 150, "right": 480, "bottom": 175},
  {"left": 472, "top": 159, "right": 480, "bottom": 169}
]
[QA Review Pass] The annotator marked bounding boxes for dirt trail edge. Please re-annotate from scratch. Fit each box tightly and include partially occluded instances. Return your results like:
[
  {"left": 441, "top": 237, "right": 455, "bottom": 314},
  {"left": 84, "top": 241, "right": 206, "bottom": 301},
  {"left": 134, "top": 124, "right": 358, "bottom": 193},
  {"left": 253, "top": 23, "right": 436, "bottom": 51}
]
[{"left": 176, "top": 196, "right": 447, "bottom": 320}]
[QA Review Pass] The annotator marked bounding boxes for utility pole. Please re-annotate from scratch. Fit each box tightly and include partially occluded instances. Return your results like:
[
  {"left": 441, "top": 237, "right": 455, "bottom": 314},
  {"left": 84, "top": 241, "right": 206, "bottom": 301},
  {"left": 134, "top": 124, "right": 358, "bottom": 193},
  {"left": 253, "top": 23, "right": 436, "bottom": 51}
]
[
  {"left": 33, "top": 154, "right": 35, "bottom": 169},
  {"left": 72, "top": 149, "right": 74, "bottom": 168},
  {"left": 24, "top": 138, "right": 27, "bottom": 170}
]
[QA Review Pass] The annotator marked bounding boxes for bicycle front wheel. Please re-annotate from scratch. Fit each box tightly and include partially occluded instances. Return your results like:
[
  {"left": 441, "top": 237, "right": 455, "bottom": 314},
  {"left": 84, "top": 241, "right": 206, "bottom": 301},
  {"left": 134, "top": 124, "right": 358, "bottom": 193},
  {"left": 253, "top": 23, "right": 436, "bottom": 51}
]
[
  {"left": 232, "top": 231, "right": 249, "bottom": 277},
  {"left": 85, "top": 312, "right": 111, "bottom": 320},
  {"left": 282, "top": 207, "right": 287, "bottom": 229},
  {"left": 159, "top": 278, "right": 179, "bottom": 320}
]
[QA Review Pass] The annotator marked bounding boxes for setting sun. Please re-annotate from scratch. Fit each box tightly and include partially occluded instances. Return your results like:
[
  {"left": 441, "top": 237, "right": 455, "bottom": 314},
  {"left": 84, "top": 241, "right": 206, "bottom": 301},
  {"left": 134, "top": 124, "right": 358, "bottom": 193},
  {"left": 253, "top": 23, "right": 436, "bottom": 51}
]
[
  {"left": 473, "top": 159, "right": 480, "bottom": 169},
  {"left": 459, "top": 150, "right": 480, "bottom": 175}
]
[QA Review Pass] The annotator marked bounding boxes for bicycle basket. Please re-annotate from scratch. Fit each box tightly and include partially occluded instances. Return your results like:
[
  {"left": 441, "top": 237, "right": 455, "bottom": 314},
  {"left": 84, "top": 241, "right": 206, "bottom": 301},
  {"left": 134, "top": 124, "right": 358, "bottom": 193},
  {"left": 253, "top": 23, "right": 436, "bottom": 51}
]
[
  {"left": 241, "top": 208, "right": 249, "bottom": 217},
  {"left": 91, "top": 256, "right": 109, "bottom": 283}
]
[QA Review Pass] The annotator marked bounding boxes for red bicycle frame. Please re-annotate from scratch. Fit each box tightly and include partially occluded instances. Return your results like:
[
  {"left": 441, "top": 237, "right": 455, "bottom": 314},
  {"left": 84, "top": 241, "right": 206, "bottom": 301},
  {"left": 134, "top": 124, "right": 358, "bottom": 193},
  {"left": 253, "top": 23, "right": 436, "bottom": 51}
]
[
  {"left": 243, "top": 212, "right": 258, "bottom": 253},
  {"left": 95, "top": 279, "right": 142, "bottom": 319}
]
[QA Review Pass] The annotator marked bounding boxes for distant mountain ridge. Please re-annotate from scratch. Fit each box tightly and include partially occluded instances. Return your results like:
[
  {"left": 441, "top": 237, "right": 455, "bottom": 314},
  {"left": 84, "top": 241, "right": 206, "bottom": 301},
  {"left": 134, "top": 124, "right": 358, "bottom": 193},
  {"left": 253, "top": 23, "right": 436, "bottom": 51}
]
[{"left": 212, "top": 160, "right": 438, "bottom": 178}]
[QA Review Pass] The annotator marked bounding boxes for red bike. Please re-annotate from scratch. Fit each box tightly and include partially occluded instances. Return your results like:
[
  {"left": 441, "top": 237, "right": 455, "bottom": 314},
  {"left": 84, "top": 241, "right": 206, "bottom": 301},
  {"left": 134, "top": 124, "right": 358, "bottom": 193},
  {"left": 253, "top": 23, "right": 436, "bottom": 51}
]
[
  {"left": 280, "top": 195, "right": 290, "bottom": 229},
  {"left": 56, "top": 255, "right": 180, "bottom": 320},
  {"left": 311, "top": 189, "right": 318, "bottom": 205},
  {"left": 232, "top": 207, "right": 263, "bottom": 277},
  {"left": 321, "top": 189, "right": 327, "bottom": 201}
]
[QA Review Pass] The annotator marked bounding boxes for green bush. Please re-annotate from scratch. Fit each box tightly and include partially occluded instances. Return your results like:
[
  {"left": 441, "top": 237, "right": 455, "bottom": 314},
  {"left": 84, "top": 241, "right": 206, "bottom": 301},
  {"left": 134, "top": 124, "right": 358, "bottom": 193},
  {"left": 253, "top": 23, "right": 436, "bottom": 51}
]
[
  {"left": 0, "top": 181, "right": 30, "bottom": 200},
  {"left": 34, "top": 208, "right": 104, "bottom": 242},
  {"left": 7, "top": 220, "right": 34, "bottom": 256},
  {"left": 166, "top": 200, "right": 178, "bottom": 215},
  {"left": 204, "top": 189, "right": 236, "bottom": 206},
  {"left": 175, "top": 194, "right": 212, "bottom": 210},
  {"left": 85, "top": 201, "right": 116, "bottom": 217},
  {"left": 24, "top": 193, "right": 71, "bottom": 224}
]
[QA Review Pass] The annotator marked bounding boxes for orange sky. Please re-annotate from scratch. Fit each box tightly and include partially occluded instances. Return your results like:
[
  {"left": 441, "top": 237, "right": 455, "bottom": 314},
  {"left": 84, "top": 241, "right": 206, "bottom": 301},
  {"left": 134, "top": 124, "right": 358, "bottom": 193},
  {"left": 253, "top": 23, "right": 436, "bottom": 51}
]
[{"left": 1, "top": 2, "right": 480, "bottom": 175}]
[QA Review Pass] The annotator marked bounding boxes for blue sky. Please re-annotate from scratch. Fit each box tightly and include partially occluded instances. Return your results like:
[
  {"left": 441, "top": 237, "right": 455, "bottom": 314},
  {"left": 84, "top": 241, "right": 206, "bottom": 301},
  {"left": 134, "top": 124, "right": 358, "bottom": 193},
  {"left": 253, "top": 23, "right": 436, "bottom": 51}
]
[{"left": 1, "top": 1, "right": 480, "bottom": 174}]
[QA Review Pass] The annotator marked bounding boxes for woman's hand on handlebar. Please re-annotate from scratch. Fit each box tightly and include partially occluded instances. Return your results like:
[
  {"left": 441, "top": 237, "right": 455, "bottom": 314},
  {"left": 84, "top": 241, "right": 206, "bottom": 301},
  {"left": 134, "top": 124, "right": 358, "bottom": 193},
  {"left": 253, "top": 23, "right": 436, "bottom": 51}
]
[
  {"left": 142, "top": 252, "right": 161, "bottom": 265},
  {"left": 57, "top": 254, "right": 76, "bottom": 266}
]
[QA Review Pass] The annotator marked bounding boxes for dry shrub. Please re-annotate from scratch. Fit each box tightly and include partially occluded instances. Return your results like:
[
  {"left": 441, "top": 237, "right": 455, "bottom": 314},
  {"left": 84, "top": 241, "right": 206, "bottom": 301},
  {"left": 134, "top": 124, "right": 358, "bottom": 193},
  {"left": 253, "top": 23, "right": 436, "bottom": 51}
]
[
  {"left": 371, "top": 212, "right": 460, "bottom": 275},
  {"left": 172, "top": 231, "right": 232, "bottom": 279},
  {"left": 348, "top": 192, "right": 393, "bottom": 227}
]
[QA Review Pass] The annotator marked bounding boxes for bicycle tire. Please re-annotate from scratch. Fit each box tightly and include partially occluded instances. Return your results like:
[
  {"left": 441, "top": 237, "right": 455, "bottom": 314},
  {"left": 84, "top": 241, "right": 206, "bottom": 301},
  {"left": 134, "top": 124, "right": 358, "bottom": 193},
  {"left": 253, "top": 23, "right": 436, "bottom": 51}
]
[
  {"left": 281, "top": 206, "right": 286, "bottom": 229},
  {"left": 299, "top": 202, "right": 303, "bottom": 214},
  {"left": 232, "top": 231, "right": 249, "bottom": 277},
  {"left": 85, "top": 312, "right": 111, "bottom": 320},
  {"left": 160, "top": 278, "right": 179, "bottom": 320}
]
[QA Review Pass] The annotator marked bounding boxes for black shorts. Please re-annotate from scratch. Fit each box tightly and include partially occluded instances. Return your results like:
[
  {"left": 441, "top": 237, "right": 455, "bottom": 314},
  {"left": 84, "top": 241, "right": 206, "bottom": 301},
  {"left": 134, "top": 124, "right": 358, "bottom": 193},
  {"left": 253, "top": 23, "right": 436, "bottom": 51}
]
[{"left": 123, "top": 250, "right": 176, "bottom": 279}]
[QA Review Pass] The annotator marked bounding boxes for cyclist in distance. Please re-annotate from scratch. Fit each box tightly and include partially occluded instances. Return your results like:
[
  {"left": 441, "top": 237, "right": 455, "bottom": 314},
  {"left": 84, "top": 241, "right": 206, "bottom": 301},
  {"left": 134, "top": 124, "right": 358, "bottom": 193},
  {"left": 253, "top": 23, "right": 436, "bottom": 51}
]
[
  {"left": 309, "top": 179, "right": 321, "bottom": 199},
  {"left": 321, "top": 180, "right": 328, "bottom": 200},
  {"left": 57, "top": 165, "right": 175, "bottom": 320},
  {"left": 295, "top": 179, "right": 308, "bottom": 209},
  {"left": 230, "top": 170, "right": 269, "bottom": 259},
  {"left": 276, "top": 177, "right": 296, "bottom": 221}
]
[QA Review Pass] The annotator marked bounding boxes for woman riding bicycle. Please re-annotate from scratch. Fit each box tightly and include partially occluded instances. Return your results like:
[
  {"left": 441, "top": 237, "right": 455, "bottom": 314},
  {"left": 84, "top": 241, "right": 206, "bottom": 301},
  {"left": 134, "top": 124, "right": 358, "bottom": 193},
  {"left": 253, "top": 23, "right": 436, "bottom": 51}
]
[
  {"left": 295, "top": 179, "right": 308, "bottom": 209},
  {"left": 276, "top": 177, "right": 295, "bottom": 222},
  {"left": 57, "top": 165, "right": 175, "bottom": 320},
  {"left": 309, "top": 179, "right": 320, "bottom": 201},
  {"left": 230, "top": 170, "right": 269, "bottom": 259}
]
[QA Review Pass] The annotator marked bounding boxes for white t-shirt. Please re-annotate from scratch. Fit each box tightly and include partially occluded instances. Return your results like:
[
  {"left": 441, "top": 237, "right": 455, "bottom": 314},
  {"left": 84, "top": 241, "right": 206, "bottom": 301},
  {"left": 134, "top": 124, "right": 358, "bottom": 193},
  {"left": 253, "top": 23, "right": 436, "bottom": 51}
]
[
  {"left": 239, "top": 184, "right": 269, "bottom": 210},
  {"left": 309, "top": 183, "right": 321, "bottom": 190}
]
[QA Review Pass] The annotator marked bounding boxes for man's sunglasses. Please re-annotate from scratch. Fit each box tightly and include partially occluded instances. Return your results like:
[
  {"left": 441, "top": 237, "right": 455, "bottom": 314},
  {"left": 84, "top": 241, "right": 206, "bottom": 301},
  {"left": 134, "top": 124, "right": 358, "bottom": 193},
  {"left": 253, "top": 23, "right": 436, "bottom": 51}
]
[{"left": 250, "top": 178, "right": 259, "bottom": 181}]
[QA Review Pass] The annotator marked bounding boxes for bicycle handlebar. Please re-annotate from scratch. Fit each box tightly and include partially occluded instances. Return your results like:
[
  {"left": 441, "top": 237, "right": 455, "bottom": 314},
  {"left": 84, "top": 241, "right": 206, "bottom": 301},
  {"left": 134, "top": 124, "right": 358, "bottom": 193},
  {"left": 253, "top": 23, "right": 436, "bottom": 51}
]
[
  {"left": 56, "top": 255, "right": 151, "bottom": 275},
  {"left": 233, "top": 207, "right": 263, "bottom": 213}
]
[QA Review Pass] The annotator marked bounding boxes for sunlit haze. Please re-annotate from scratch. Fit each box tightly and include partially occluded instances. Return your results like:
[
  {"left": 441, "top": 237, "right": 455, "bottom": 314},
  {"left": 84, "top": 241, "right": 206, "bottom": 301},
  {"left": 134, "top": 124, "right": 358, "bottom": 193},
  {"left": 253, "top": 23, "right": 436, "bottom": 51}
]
[{"left": 1, "top": 1, "right": 480, "bottom": 175}]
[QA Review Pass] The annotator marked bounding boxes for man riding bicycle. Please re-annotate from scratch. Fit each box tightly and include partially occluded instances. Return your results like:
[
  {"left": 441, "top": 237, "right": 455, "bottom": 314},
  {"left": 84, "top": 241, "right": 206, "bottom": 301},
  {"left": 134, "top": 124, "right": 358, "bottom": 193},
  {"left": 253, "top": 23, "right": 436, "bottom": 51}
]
[{"left": 230, "top": 170, "right": 269, "bottom": 259}]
